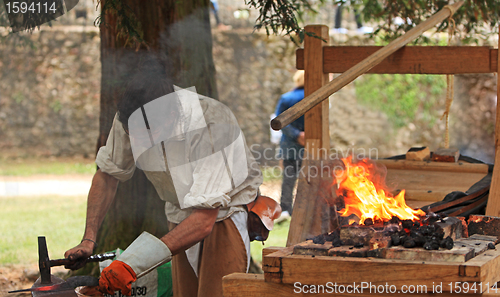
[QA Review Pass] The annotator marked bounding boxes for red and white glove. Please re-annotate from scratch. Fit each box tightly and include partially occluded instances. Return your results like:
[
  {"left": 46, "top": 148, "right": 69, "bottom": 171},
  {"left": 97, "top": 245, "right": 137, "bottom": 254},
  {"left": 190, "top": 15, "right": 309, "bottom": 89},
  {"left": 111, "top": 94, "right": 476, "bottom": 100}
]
[
  {"left": 100, "top": 260, "right": 137, "bottom": 295},
  {"left": 99, "top": 232, "right": 172, "bottom": 296}
]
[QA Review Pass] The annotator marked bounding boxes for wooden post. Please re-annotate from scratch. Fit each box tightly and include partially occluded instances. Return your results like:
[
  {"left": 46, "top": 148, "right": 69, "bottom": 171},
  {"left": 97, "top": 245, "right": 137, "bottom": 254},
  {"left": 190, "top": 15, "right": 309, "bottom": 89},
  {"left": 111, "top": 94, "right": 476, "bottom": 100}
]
[
  {"left": 304, "top": 25, "right": 330, "bottom": 159},
  {"left": 485, "top": 33, "right": 500, "bottom": 216},
  {"left": 286, "top": 25, "right": 330, "bottom": 247}
]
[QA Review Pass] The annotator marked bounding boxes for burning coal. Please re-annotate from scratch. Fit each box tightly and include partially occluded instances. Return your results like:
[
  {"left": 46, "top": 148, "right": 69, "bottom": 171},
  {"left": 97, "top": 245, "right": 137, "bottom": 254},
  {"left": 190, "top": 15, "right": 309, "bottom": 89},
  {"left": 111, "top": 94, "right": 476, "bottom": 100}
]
[{"left": 335, "top": 157, "right": 425, "bottom": 225}]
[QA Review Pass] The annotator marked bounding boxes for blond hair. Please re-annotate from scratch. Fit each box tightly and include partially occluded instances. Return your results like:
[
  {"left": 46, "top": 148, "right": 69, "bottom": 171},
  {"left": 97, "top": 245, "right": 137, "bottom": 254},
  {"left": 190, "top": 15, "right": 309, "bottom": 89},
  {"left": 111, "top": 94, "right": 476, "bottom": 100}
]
[{"left": 293, "top": 70, "right": 304, "bottom": 88}]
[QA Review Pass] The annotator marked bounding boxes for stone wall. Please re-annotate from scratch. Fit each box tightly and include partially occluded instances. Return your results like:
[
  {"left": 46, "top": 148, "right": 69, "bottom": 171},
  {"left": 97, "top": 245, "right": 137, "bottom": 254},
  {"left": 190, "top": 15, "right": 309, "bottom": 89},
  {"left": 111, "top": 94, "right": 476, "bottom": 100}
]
[{"left": 0, "top": 27, "right": 101, "bottom": 158}]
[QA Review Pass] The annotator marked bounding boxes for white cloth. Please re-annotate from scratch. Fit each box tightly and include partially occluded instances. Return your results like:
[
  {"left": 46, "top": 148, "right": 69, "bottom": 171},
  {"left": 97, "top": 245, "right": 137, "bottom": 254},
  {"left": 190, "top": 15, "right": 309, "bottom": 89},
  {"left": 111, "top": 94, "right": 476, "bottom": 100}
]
[{"left": 96, "top": 88, "right": 262, "bottom": 224}]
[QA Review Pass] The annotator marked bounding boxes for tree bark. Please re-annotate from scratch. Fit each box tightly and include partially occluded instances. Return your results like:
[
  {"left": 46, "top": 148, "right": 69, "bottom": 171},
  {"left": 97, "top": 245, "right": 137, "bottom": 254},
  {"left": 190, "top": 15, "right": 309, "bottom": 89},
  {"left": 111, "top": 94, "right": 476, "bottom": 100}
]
[{"left": 79, "top": 0, "right": 217, "bottom": 276}]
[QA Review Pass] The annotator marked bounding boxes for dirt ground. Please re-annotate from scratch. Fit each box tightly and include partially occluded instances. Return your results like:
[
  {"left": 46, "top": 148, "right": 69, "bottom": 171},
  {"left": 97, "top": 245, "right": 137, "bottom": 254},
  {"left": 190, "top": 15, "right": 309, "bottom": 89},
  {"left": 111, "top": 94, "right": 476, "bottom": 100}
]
[{"left": 0, "top": 264, "right": 70, "bottom": 296}]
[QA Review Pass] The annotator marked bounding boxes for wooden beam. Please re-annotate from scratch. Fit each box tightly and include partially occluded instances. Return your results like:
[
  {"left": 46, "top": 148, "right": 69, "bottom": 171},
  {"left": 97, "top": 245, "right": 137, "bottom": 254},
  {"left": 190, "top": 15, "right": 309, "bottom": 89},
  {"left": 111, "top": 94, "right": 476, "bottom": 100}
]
[
  {"left": 296, "top": 47, "right": 496, "bottom": 74},
  {"left": 486, "top": 32, "right": 500, "bottom": 217},
  {"left": 223, "top": 273, "right": 500, "bottom": 297},
  {"left": 285, "top": 26, "right": 331, "bottom": 247},
  {"left": 304, "top": 25, "right": 330, "bottom": 156},
  {"left": 376, "top": 159, "right": 489, "bottom": 174}
]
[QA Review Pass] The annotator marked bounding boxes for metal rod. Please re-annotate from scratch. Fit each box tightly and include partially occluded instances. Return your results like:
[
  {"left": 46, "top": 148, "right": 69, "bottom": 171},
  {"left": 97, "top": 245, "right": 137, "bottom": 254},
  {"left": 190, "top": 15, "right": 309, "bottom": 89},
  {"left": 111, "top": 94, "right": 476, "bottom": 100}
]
[{"left": 271, "top": 1, "right": 464, "bottom": 131}]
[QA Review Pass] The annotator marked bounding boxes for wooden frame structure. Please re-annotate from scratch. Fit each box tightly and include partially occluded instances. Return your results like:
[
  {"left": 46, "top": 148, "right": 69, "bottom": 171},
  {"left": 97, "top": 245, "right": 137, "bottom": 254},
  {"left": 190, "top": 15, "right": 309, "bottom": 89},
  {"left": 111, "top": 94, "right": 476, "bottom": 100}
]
[
  {"left": 287, "top": 30, "right": 500, "bottom": 246},
  {"left": 223, "top": 4, "right": 500, "bottom": 296}
]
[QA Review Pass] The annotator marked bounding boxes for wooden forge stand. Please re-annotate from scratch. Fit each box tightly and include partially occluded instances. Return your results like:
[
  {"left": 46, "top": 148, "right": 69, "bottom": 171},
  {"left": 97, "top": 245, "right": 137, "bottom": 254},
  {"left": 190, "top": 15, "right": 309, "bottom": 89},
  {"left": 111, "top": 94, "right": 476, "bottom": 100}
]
[{"left": 223, "top": 2, "right": 500, "bottom": 296}]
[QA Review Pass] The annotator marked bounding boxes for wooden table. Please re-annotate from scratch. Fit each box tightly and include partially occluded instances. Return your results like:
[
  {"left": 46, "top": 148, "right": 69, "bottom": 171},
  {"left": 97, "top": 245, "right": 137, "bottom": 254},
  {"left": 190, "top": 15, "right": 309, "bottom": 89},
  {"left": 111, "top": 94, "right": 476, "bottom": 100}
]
[{"left": 223, "top": 246, "right": 500, "bottom": 297}]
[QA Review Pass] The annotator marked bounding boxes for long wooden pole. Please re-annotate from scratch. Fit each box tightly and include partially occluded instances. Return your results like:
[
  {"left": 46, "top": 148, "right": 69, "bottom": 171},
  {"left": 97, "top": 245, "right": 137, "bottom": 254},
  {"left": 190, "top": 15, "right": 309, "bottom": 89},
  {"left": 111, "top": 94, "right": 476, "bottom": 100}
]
[{"left": 271, "top": 1, "right": 464, "bottom": 131}]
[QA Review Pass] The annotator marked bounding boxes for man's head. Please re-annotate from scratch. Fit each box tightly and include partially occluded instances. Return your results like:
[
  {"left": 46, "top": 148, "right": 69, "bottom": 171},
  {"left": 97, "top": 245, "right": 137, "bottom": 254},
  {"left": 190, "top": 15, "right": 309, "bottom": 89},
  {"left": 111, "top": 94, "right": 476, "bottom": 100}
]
[
  {"left": 117, "top": 57, "right": 177, "bottom": 132},
  {"left": 293, "top": 70, "right": 305, "bottom": 88}
]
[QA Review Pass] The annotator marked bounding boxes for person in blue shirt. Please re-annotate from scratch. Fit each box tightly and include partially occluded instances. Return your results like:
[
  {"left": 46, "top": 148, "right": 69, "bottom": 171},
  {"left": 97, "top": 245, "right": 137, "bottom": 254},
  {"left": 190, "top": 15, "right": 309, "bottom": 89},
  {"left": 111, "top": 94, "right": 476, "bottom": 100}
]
[{"left": 274, "top": 70, "right": 305, "bottom": 217}]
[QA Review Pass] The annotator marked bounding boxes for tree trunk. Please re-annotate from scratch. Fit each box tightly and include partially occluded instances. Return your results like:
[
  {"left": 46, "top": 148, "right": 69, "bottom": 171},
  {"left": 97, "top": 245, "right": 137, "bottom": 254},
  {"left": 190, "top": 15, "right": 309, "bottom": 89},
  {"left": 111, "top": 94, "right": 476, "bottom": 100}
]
[{"left": 79, "top": 0, "right": 217, "bottom": 276}]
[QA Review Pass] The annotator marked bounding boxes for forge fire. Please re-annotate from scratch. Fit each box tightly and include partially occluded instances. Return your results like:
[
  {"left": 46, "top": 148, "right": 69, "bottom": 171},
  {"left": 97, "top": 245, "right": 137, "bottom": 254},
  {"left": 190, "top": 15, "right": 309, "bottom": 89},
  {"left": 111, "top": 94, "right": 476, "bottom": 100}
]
[
  {"left": 306, "top": 157, "right": 463, "bottom": 254},
  {"left": 335, "top": 157, "right": 425, "bottom": 225}
]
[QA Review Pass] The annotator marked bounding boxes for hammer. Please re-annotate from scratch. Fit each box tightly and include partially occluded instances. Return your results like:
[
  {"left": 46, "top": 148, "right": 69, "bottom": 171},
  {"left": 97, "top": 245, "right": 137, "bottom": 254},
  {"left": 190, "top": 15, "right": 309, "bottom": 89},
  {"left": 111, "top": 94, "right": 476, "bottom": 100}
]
[{"left": 38, "top": 236, "right": 115, "bottom": 284}]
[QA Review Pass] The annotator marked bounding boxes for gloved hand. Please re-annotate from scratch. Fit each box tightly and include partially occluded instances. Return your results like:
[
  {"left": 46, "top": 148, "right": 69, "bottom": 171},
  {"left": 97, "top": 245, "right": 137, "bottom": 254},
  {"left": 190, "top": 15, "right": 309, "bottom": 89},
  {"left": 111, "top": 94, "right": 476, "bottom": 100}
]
[
  {"left": 99, "top": 232, "right": 172, "bottom": 296},
  {"left": 99, "top": 260, "right": 137, "bottom": 295}
]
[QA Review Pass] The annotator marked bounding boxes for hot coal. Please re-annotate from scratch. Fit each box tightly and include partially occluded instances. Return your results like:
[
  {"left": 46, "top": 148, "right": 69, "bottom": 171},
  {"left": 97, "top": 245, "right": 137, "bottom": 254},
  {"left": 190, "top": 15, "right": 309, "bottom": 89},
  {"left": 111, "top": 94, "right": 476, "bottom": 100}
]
[
  {"left": 390, "top": 216, "right": 401, "bottom": 224},
  {"left": 364, "top": 218, "right": 373, "bottom": 226},
  {"left": 403, "top": 239, "right": 416, "bottom": 248},
  {"left": 391, "top": 234, "right": 401, "bottom": 246},
  {"left": 440, "top": 236, "right": 454, "bottom": 250},
  {"left": 424, "top": 240, "right": 440, "bottom": 250},
  {"left": 309, "top": 230, "right": 342, "bottom": 246},
  {"left": 402, "top": 220, "right": 413, "bottom": 229}
]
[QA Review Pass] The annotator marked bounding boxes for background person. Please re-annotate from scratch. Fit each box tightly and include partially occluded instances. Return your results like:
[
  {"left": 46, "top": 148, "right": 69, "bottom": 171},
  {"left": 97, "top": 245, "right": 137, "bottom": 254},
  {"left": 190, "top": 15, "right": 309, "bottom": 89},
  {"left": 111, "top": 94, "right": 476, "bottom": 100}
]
[{"left": 274, "top": 70, "right": 305, "bottom": 219}]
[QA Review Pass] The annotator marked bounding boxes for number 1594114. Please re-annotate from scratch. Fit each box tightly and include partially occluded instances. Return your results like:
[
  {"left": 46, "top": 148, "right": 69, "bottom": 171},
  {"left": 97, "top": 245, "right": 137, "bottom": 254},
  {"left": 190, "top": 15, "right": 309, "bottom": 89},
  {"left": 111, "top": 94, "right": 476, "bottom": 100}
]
[{"left": 5, "top": 1, "right": 57, "bottom": 14}]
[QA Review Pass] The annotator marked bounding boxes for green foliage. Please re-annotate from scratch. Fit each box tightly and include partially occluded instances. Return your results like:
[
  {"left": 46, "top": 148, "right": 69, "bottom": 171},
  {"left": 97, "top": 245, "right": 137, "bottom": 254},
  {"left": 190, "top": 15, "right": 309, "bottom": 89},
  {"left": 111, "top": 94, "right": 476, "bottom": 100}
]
[
  {"left": 354, "top": 74, "right": 446, "bottom": 127},
  {"left": 250, "top": 0, "right": 499, "bottom": 44},
  {"left": 245, "top": 0, "right": 326, "bottom": 43},
  {"left": 339, "top": 0, "right": 499, "bottom": 44}
]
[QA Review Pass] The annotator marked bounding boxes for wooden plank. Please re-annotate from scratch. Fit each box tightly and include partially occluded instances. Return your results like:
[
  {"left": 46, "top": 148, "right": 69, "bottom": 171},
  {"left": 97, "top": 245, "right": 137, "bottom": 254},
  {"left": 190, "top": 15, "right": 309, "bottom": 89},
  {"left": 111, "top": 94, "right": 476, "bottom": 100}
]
[
  {"left": 262, "top": 247, "right": 293, "bottom": 284},
  {"left": 293, "top": 240, "right": 332, "bottom": 256},
  {"left": 382, "top": 246, "right": 475, "bottom": 263},
  {"left": 468, "top": 215, "right": 500, "bottom": 238},
  {"left": 263, "top": 247, "right": 500, "bottom": 292},
  {"left": 296, "top": 46, "right": 496, "bottom": 74},
  {"left": 459, "top": 248, "right": 500, "bottom": 293},
  {"left": 384, "top": 169, "right": 486, "bottom": 202},
  {"left": 286, "top": 160, "right": 336, "bottom": 246},
  {"left": 223, "top": 273, "right": 495, "bottom": 297},
  {"left": 279, "top": 255, "right": 482, "bottom": 289},
  {"left": 486, "top": 33, "right": 500, "bottom": 217},
  {"left": 376, "top": 159, "right": 489, "bottom": 174}
]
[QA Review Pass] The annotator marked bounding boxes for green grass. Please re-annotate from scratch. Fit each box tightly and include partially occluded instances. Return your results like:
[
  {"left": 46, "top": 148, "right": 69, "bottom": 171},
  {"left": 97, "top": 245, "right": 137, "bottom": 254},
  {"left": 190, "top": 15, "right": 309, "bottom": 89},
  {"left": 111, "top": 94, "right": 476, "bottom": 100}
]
[
  {"left": 250, "top": 219, "right": 290, "bottom": 264},
  {"left": 261, "top": 165, "right": 283, "bottom": 183},
  {"left": 0, "top": 195, "right": 87, "bottom": 265},
  {"left": 0, "top": 158, "right": 96, "bottom": 176}
]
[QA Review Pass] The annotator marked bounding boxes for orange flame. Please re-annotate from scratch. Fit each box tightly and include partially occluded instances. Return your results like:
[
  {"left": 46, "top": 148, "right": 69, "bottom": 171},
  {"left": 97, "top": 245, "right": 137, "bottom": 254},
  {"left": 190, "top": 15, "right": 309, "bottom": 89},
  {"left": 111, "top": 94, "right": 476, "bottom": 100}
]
[{"left": 335, "top": 157, "right": 425, "bottom": 225}]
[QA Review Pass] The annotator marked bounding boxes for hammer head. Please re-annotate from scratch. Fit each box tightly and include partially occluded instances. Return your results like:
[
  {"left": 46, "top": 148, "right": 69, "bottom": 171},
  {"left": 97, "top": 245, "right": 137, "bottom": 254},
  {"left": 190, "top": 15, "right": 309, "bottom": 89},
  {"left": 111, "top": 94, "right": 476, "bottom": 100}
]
[{"left": 38, "top": 236, "right": 51, "bottom": 285}]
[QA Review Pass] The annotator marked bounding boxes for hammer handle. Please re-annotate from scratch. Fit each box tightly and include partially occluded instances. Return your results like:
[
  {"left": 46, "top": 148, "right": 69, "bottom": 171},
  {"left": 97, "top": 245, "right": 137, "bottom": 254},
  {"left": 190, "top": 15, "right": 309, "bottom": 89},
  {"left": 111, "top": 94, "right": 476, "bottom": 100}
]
[{"left": 49, "top": 252, "right": 116, "bottom": 267}]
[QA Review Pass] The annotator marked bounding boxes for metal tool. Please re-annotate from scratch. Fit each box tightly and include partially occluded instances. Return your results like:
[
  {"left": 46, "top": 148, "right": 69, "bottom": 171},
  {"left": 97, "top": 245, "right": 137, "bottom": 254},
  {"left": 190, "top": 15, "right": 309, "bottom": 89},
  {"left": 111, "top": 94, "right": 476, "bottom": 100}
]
[
  {"left": 9, "top": 236, "right": 115, "bottom": 295},
  {"left": 8, "top": 276, "right": 99, "bottom": 294}
]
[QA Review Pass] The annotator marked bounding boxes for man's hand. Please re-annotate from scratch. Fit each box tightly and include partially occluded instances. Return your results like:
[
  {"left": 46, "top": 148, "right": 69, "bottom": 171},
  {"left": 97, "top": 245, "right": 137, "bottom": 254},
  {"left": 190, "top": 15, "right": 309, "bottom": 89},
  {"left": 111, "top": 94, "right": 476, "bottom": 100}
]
[
  {"left": 63, "top": 240, "right": 94, "bottom": 270},
  {"left": 99, "top": 260, "right": 137, "bottom": 296},
  {"left": 297, "top": 131, "right": 305, "bottom": 147}
]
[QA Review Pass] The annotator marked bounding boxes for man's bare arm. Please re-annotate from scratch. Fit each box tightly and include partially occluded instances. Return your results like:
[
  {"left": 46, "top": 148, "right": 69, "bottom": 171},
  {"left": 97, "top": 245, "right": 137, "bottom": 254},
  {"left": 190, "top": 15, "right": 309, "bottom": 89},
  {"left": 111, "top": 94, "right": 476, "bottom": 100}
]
[
  {"left": 64, "top": 169, "right": 119, "bottom": 266},
  {"left": 161, "top": 208, "right": 219, "bottom": 255}
]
